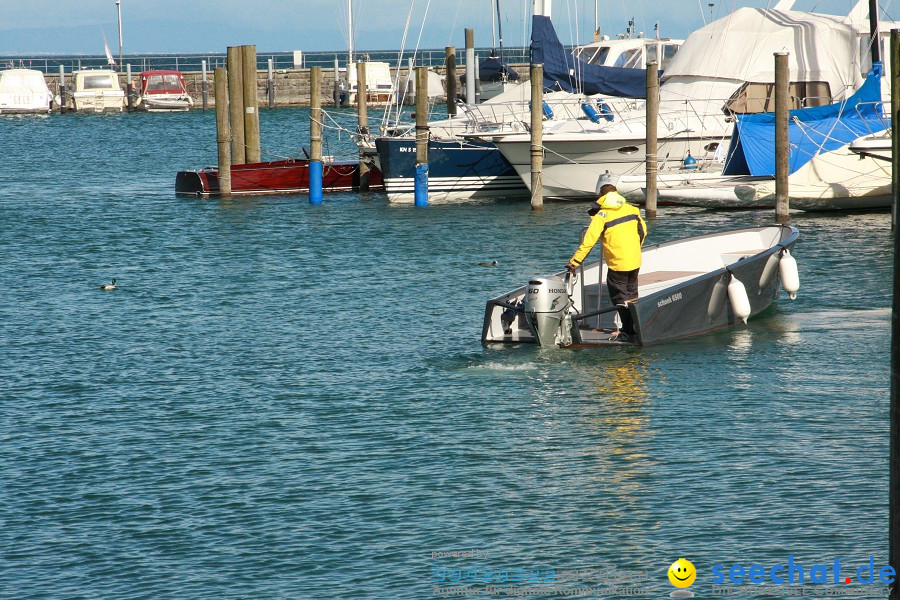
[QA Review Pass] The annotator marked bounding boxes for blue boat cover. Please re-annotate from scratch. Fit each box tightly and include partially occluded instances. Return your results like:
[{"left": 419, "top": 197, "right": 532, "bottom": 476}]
[
  {"left": 530, "top": 15, "right": 648, "bottom": 99},
  {"left": 722, "top": 66, "right": 887, "bottom": 176},
  {"left": 478, "top": 56, "right": 520, "bottom": 82}
]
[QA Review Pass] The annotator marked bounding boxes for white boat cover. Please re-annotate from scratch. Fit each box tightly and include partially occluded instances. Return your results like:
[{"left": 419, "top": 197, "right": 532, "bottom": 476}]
[
  {"left": 661, "top": 7, "right": 866, "bottom": 96},
  {"left": 0, "top": 68, "right": 52, "bottom": 112},
  {"left": 0, "top": 69, "right": 50, "bottom": 94}
]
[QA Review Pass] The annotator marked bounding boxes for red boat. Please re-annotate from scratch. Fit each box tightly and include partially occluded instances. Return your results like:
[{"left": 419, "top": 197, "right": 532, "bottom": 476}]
[{"left": 175, "top": 158, "right": 383, "bottom": 197}]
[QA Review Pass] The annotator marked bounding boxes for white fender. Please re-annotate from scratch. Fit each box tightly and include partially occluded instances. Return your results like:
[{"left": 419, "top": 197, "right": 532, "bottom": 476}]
[
  {"left": 779, "top": 248, "right": 799, "bottom": 300},
  {"left": 758, "top": 251, "right": 781, "bottom": 290},
  {"left": 707, "top": 275, "right": 728, "bottom": 320},
  {"left": 727, "top": 275, "right": 751, "bottom": 324}
]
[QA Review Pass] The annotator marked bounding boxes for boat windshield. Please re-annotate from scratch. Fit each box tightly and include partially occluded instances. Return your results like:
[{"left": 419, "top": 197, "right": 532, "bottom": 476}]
[
  {"left": 82, "top": 74, "right": 117, "bottom": 90},
  {"left": 583, "top": 46, "right": 611, "bottom": 66},
  {"left": 725, "top": 80, "right": 832, "bottom": 113},
  {"left": 146, "top": 74, "right": 184, "bottom": 93},
  {"left": 613, "top": 49, "right": 643, "bottom": 69}
]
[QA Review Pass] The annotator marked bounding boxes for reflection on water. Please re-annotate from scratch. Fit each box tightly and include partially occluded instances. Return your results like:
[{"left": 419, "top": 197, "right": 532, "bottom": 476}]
[
  {"left": 592, "top": 357, "right": 650, "bottom": 405},
  {"left": 567, "top": 355, "right": 655, "bottom": 532}
]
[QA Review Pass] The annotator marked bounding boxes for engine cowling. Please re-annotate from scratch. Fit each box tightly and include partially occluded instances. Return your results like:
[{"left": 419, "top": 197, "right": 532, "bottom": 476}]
[{"left": 523, "top": 277, "right": 573, "bottom": 347}]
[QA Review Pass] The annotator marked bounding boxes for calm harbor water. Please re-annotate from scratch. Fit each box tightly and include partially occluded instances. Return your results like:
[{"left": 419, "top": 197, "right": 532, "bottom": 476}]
[{"left": 0, "top": 109, "right": 892, "bottom": 599}]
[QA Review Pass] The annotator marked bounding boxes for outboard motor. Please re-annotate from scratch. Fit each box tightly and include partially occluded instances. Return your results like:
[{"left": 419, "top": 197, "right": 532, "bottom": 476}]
[{"left": 523, "top": 276, "right": 575, "bottom": 347}]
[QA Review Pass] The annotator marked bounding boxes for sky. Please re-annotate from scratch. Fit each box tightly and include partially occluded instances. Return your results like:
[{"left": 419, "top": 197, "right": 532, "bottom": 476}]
[{"left": 0, "top": 0, "right": 893, "bottom": 56}]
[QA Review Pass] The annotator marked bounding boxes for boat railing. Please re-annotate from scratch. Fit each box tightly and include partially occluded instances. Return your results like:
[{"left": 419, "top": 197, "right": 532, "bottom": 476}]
[{"left": 554, "top": 96, "right": 734, "bottom": 136}]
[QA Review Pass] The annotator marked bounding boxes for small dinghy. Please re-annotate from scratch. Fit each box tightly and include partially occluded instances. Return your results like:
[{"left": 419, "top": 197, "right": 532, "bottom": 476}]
[{"left": 481, "top": 225, "right": 800, "bottom": 347}]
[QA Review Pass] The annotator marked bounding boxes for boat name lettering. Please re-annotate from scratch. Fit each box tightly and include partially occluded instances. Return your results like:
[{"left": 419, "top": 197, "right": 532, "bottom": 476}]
[
  {"left": 399, "top": 147, "right": 415, "bottom": 152},
  {"left": 657, "top": 292, "right": 683, "bottom": 308}
]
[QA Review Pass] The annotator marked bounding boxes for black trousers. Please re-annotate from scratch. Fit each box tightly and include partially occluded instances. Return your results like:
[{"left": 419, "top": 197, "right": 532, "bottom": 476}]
[{"left": 607, "top": 268, "right": 639, "bottom": 334}]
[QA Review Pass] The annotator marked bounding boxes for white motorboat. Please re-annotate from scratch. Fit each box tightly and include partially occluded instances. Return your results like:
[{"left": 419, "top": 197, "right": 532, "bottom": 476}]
[
  {"left": 479, "top": 0, "right": 896, "bottom": 200},
  {"left": 0, "top": 68, "right": 52, "bottom": 114},
  {"left": 482, "top": 225, "right": 800, "bottom": 347},
  {"left": 135, "top": 70, "right": 193, "bottom": 112},
  {"left": 70, "top": 69, "right": 125, "bottom": 112}
]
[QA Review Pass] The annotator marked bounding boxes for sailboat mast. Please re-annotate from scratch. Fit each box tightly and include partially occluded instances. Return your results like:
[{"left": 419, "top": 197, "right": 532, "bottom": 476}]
[
  {"left": 116, "top": 0, "right": 123, "bottom": 71},
  {"left": 869, "top": 0, "right": 881, "bottom": 64},
  {"left": 348, "top": 0, "right": 354, "bottom": 65},
  {"left": 491, "top": 0, "right": 497, "bottom": 55},
  {"left": 496, "top": 0, "right": 504, "bottom": 62}
]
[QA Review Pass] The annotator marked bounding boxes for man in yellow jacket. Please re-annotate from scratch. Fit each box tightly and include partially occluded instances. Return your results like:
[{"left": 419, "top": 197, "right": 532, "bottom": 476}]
[{"left": 567, "top": 184, "right": 647, "bottom": 340}]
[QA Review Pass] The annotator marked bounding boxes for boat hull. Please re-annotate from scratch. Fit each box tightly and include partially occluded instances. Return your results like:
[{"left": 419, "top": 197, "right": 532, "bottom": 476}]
[
  {"left": 140, "top": 95, "right": 192, "bottom": 112},
  {"left": 72, "top": 92, "right": 125, "bottom": 112},
  {"left": 375, "top": 137, "right": 530, "bottom": 202},
  {"left": 175, "top": 159, "right": 383, "bottom": 197},
  {"left": 490, "top": 132, "right": 725, "bottom": 199},
  {"left": 482, "top": 225, "right": 799, "bottom": 347}
]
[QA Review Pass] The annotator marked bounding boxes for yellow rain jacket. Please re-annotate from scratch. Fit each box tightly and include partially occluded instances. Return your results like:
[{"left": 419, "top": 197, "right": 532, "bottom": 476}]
[{"left": 569, "top": 191, "right": 647, "bottom": 271}]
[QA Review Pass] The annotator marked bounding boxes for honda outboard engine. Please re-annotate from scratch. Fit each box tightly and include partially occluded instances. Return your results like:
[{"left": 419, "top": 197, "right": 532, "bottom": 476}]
[{"left": 523, "top": 276, "right": 575, "bottom": 347}]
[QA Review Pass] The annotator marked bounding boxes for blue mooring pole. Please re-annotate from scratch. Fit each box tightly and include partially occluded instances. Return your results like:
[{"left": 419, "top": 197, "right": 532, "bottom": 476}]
[
  {"left": 414, "top": 163, "right": 429, "bottom": 207},
  {"left": 414, "top": 66, "right": 429, "bottom": 207},
  {"left": 309, "top": 161, "right": 323, "bottom": 204},
  {"left": 309, "top": 66, "right": 323, "bottom": 204}
]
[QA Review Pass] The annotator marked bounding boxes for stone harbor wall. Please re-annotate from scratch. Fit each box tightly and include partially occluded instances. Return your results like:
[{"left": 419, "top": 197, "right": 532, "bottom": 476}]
[{"left": 43, "top": 64, "right": 531, "bottom": 108}]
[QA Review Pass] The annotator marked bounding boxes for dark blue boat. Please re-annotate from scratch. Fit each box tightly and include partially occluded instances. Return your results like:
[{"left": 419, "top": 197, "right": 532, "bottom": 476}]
[{"left": 374, "top": 137, "right": 529, "bottom": 201}]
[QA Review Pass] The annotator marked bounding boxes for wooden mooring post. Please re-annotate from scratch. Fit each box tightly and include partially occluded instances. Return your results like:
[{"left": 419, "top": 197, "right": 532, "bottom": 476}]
[
  {"left": 309, "top": 66, "right": 323, "bottom": 204},
  {"left": 227, "top": 46, "right": 246, "bottom": 165},
  {"left": 414, "top": 66, "right": 429, "bottom": 207},
  {"left": 645, "top": 59, "right": 659, "bottom": 218},
  {"left": 214, "top": 68, "right": 232, "bottom": 197},
  {"left": 530, "top": 63, "right": 543, "bottom": 211},
  {"left": 356, "top": 62, "right": 370, "bottom": 191},
  {"left": 774, "top": 51, "right": 790, "bottom": 222},
  {"left": 445, "top": 47, "right": 457, "bottom": 116},
  {"left": 242, "top": 45, "right": 261, "bottom": 164}
]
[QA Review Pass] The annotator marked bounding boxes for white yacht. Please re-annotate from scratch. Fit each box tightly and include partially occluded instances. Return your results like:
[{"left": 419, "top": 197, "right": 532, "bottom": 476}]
[
  {"left": 479, "top": 0, "right": 894, "bottom": 199},
  {"left": 0, "top": 69, "right": 52, "bottom": 114},
  {"left": 70, "top": 69, "right": 125, "bottom": 113}
]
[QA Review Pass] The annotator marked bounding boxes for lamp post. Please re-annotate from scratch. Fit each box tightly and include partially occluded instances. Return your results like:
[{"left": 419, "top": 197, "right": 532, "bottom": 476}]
[{"left": 116, "top": 0, "right": 123, "bottom": 71}]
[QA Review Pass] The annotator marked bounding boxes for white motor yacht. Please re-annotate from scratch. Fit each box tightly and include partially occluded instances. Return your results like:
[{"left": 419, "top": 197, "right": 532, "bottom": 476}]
[
  {"left": 70, "top": 69, "right": 125, "bottom": 113},
  {"left": 0, "top": 68, "right": 52, "bottom": 114}
]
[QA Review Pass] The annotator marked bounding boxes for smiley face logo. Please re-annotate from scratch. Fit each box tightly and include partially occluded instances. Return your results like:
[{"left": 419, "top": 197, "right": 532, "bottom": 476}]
[{"left": 668, "top": 558, "right": 696, "bottom": 588}]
